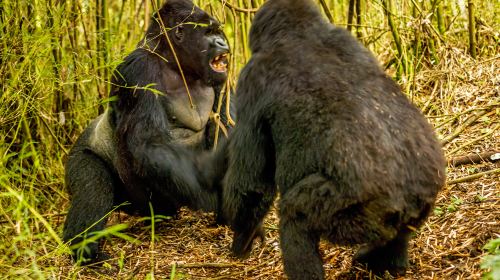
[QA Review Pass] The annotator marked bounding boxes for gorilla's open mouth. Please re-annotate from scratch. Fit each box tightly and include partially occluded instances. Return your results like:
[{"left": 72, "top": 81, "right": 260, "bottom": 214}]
[{"left": 210, "top": 52, "right": 229, "bottom": 73}]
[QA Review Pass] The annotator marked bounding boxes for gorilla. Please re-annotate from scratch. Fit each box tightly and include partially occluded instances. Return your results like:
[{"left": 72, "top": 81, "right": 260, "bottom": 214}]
[
  {"left": 221, "top": 0, "right": 446, "bottom": 278},
  {"left": 62, "top": 0, "right": 232, "bottom": 264}
]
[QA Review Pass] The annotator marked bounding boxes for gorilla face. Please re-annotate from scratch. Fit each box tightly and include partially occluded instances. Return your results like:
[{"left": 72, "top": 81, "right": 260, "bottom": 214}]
[
  {"left": 155, "top": 0, "right": 230, "bottom": 86},
  {"left": 205, "top": 33, "right": 230, "bottom": 85}
]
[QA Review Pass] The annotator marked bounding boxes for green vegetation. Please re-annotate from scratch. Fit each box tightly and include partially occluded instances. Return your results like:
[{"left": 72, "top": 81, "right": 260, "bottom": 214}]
[
  {"left": 1, "top": 0, "right": 498, "bottom": 278},
  {"left": 482, "top": 238, "right": 500, "bottom": 280}
]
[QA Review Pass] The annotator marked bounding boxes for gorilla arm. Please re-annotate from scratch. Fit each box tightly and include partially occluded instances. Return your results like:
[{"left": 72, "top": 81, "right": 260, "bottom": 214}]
[{"left": 222, "top": 105, "right": 276, "bottom": 258}]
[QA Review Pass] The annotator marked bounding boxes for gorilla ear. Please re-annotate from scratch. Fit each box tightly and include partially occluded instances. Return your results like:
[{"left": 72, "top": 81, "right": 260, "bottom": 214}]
[{"left": 174, "top": 25, "right": 184, "bottom": 42}]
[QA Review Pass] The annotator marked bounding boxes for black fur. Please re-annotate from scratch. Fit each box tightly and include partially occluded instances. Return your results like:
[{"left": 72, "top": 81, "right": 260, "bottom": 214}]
[
  {"left": 222, "top": 0, "right": 446, "bottom": 278},
  {"left": 63, "top": 0, "right": 232, "bottom": 264}
]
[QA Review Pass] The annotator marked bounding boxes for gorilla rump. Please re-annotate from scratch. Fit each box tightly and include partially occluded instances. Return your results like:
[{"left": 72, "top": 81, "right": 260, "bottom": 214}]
[
  {"left": 63, "top": 0, "right": 232, "bottom": 264},
  {"left": 222, "top": 0, "right": 445, "bottom": 278}
]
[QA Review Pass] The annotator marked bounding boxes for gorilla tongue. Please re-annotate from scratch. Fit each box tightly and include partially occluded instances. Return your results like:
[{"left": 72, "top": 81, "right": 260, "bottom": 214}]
[{"left": 210, "top": 53, "right": 228, "bottom": 73}]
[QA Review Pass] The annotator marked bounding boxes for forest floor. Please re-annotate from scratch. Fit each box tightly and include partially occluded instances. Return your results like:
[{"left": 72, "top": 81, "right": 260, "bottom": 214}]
[{"left": 43, "top": 52, "right": 500, "bottom": 279}]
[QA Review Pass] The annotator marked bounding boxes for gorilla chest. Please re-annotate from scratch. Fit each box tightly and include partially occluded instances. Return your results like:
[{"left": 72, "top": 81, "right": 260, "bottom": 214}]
[{"left": 163, "top": 86, "right": 215, "bottom": 147}]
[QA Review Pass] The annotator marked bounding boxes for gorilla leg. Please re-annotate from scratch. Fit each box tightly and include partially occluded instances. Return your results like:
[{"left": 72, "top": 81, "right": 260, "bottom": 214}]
[
  {"left": 278, "top": 175, "right": 334, "bottom": 279},
  {"left": 63, "top": 149, "right": 115, "bottom": 263},
  {"left": 280, "top": 216, "right": 323, "bottom": 280},
  {"left": 353, "top": 228, "right": 411, "bottom": 276}
]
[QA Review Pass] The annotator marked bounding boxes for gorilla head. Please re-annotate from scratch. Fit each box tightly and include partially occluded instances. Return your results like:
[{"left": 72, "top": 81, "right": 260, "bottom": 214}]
[
  {"left": 146, "top": 0, "right": 229, "bottom": 86},
  {"left": 249, "top": 0, "right": 325, "bottom": 51}
]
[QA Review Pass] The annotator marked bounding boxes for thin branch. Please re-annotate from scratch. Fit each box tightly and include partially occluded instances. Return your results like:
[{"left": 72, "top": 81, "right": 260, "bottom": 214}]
[
  {"left": 40, "top": 115, "right": 68, "bottom": 155},
  {"left": 440, "top": 110, "right": 491, "bottom": 145},
  {"left": 219, "top": 0, "right": 258, "bottom": 13},
  {"left": 446, "top": 123, "right": 499, "bottom": 156},
  {"left": 422, "top": 81, "right": 439, "bottom": 114},
  {"left": 447, "top": 168, "right": 500, "bottom": 185},
  {"left": 151, "top": 1, "right": 194, "bottom": 108},
  {"left": 318, "top": 0, "right": 334, "bottom": 23}
]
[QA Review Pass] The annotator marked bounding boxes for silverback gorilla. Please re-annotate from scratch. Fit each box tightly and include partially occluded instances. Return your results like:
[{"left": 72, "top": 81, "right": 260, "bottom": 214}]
[
  {"left": 63, "top": 0, "right": 232, "bottom": 264},
  {"left": 222, "top": 0, "right": 446, "bottom": 278}
]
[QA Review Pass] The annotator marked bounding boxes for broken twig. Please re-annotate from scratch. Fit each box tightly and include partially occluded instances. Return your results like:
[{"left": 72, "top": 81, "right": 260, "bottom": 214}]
[{"left": 448, "top": 151, "right": 500, "bottom": 166}]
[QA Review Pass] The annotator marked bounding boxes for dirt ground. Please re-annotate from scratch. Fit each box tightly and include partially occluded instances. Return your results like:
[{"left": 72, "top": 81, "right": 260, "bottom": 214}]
[{"left": 59, "top": 163, "right": 499, "bottom": 280}]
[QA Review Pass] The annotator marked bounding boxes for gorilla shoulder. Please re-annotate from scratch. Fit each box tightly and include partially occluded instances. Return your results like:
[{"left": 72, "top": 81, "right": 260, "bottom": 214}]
[{"left": 69, "top": 110, "right": 118, "bottom": 170}]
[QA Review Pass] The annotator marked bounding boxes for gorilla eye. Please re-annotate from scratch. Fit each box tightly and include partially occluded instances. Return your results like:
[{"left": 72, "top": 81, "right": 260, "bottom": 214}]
[
  {"left": 175, "top": 26, "right": 184, "bottom": 41},
  {"left": 205, "top": 28, "right": 214, "bottom": 35},
  {"left": 206, "top": 25, "right": 221, "bottom": 36}
]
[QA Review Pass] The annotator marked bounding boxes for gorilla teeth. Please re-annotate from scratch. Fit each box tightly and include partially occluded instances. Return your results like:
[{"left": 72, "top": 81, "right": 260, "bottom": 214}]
[{"left": 210, "top": 53, "right": 229, "bottom": 72}]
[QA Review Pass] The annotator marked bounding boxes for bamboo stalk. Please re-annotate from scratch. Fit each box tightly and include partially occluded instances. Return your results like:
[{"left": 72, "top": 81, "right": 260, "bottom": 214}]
[
  {"left": 428, "top": 33, "right": 439, "bottom": 64},
  {"left": 467, "top": 0, "right": 476, "bottom": 58},
  {"left": 22, "top": 115, "right": 40, "bottom": 169},
  {"left": 47, "top": 0, "right": 63, "bottom": 115},
  {"left": 102, "top": 0, "right": 110, "bottom": 97},
  {"left": 144, "top": 0, "right": 149, "bottom": 31},
  {"left": 95, "top": 0, "right": 103, "bottom": 101},
  {"left": 76, "top": 1, "right": 93, "bottom": 58},
  {"left": 355, "top": 0, "right": 363, "bottom": 38},
  {"left": 382, "top": 0, "right": 405, "bottom": 76},
  {"left": 238, "top": 0, "right": 249, "bottom": 62},
  {"left": 347, "top": 0, "right": 355, "bottom": 31},
  {"left": 116, "top": 0, "right": 127, "bottom": 36},
  {"left": 67, "top": 0, "right": 79, "bottom": 105},
  {"left": 436, "top": 0, "right": 445, "bottom": 35},
  {"left": 229, "top": 7, "right": 239, "bottom": 71}
]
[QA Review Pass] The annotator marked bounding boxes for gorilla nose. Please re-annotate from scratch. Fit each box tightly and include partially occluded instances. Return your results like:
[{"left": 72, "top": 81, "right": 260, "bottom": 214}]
[{"left": 214, "top": 37, "right": 229, "bottom": 51}]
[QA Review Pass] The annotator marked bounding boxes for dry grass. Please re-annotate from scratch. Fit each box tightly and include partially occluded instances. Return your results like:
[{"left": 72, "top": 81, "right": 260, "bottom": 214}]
[{"left": 45, "top": 48, "right": 500, "bottom": 279}]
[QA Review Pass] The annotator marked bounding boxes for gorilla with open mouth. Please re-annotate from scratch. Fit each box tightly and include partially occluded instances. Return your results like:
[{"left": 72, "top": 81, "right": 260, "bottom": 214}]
[{"left": 62, "top": 0, "right": 232, "bottom": 264}]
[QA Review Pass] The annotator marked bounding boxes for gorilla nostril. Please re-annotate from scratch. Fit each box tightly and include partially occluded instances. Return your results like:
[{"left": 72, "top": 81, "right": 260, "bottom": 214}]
[{"left": 214, "top": 37, "right": 228, "bottom": 50}]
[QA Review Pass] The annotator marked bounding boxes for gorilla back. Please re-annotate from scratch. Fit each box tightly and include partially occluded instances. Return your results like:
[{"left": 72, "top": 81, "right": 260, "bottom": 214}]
[
  {"left": 63, "top": 0, "right": 232, "bottom": 264},
  {"left": 222, "top": 0, "right": 446, "bottom": 278}
]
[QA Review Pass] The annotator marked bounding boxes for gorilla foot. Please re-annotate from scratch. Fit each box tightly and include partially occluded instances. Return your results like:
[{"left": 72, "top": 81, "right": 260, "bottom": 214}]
[
  {"left": 231, "top": 223, "right": 265, "bottom": 259},
  {"left": 353, "top": 241, "right": 409, "bottom": 277}
]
